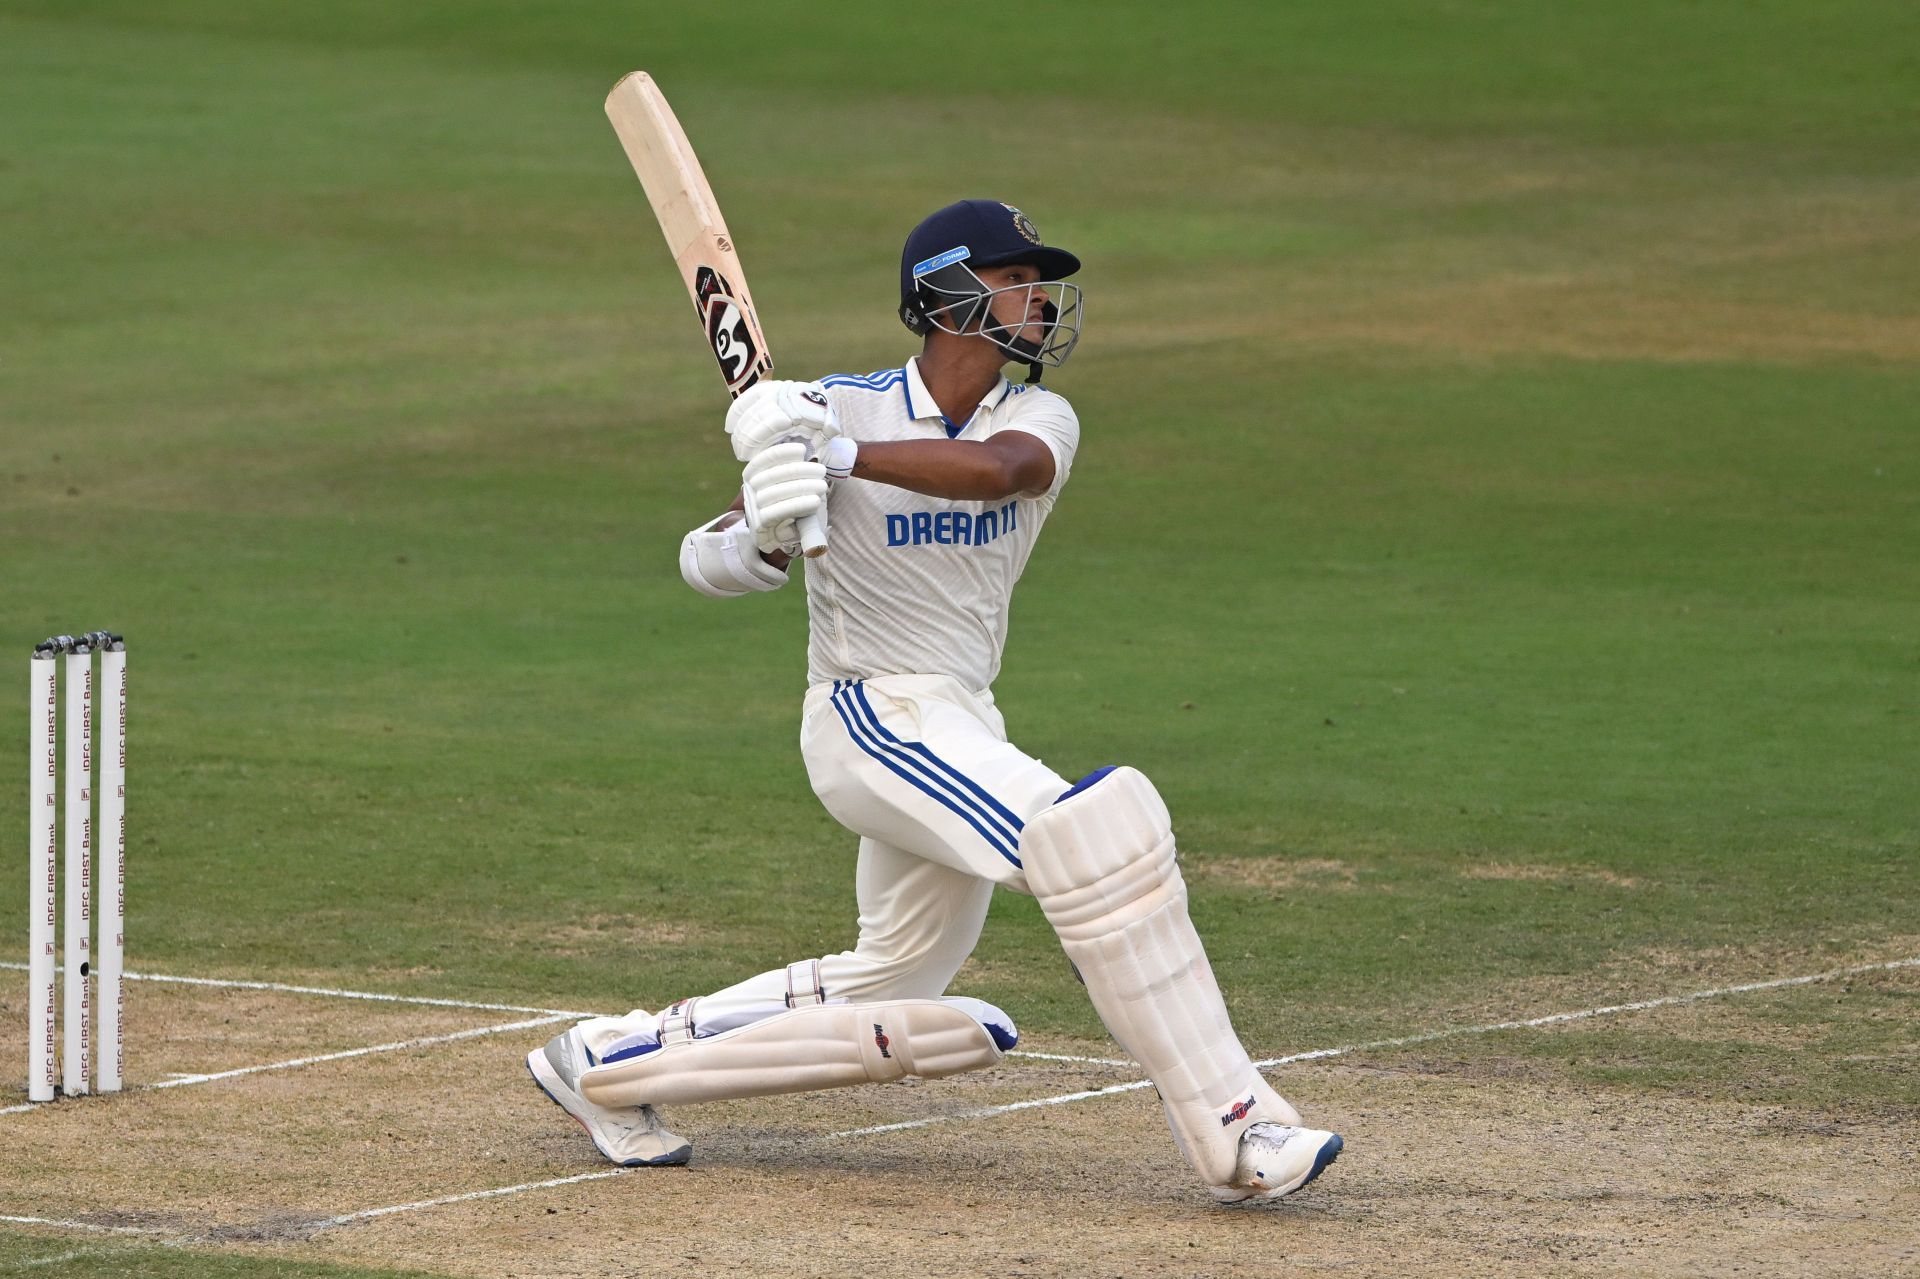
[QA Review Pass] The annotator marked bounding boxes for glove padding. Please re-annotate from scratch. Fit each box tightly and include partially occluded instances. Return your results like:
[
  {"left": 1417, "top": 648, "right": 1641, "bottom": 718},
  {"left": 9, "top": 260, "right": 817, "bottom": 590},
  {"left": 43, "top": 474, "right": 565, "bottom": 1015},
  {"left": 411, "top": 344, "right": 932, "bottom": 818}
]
[
  {"left": 680, "top": 517, "right": 788, "bottom": 598},
  {"left": 726, "top": 380, "right": 841, "bottom": 463},
  {"left": 741, "top": 442, "right": 827, "bottom": 556}
]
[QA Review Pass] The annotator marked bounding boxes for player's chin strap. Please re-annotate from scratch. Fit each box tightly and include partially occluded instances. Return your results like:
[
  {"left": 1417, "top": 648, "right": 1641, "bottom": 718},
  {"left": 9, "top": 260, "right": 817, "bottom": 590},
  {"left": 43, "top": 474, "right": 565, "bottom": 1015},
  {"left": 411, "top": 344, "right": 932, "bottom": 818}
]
[
  {"left": 1008, "top": 296, "right": 1060, "bottom": 383},
  {"left": 1009, "top": 339, "right": 1044, "bottom": 384}
]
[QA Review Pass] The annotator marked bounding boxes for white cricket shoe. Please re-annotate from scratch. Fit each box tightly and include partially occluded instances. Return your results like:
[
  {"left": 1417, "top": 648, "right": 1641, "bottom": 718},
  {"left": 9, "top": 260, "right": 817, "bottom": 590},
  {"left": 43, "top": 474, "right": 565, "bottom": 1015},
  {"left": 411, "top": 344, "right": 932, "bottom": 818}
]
[
  {"left": 1209, "top": 1122, "right": 1344, "bottom": 1203},
  {"left": 526, "top": 1026, "right": 692, "bottom": 1167}
]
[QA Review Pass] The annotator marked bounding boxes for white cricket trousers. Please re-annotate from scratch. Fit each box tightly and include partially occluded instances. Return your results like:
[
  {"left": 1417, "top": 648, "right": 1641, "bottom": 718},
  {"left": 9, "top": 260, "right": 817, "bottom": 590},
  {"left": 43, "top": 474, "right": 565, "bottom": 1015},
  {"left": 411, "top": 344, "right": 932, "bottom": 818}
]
[{"left": 581, "top": 674, "right": 1070, "bottom": 1051}]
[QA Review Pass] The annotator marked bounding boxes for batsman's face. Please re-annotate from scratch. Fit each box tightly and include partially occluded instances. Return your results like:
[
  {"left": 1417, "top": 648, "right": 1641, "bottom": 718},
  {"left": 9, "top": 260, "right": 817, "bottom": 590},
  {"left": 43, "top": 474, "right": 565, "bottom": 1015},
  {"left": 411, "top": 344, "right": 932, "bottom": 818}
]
[{"left": 977, "top": 263, "right": 1052, "bottom": 343}]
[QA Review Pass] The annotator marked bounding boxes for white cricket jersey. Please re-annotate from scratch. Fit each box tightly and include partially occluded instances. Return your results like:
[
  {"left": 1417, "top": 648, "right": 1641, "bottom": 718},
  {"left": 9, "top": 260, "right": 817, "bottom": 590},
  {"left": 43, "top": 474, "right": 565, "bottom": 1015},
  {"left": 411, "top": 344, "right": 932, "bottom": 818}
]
[{"left": 804, "top": 357, "right": 1079, "bottom": 693}]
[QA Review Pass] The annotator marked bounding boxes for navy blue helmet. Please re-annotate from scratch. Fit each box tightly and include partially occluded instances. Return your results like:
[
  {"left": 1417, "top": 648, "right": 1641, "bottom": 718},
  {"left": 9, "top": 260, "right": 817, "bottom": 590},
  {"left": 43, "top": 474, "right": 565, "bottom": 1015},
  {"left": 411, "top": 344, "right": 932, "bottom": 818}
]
[{"left": 898, "top": 200, "right": 1083, "bottom": 381}]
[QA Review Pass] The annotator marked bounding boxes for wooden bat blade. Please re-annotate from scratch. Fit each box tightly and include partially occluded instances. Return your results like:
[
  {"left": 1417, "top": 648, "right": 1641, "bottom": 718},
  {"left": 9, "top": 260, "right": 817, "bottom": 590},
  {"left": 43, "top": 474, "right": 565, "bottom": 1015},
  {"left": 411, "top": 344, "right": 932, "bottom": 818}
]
[
  {"left": 604, "top": 72, "right": 824, "bottom": 558},
  {"left": 605, "top": 71, "right": 774, "bottom": 396}
]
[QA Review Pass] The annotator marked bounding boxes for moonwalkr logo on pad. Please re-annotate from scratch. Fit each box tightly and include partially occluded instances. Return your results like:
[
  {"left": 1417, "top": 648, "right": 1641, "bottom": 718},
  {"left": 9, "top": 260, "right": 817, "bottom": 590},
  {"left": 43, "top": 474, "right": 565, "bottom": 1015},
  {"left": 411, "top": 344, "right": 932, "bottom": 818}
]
[{"left": 886, "top": 500, "right": 1019, "bottom": 548}]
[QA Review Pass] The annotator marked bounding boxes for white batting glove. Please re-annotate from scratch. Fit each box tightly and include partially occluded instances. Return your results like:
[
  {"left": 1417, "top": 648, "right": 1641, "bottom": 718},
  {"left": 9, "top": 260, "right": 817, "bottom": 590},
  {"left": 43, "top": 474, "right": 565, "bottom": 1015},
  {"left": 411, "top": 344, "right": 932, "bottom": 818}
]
[
  {"left": 726, "top": 380, "right": 841, "bottom": 463},
  {"left": 740, "top": 442, "right": 827, "bottom": 556},
  {"left": 819, "top": 436, "right": 858, "bottom": 482}
]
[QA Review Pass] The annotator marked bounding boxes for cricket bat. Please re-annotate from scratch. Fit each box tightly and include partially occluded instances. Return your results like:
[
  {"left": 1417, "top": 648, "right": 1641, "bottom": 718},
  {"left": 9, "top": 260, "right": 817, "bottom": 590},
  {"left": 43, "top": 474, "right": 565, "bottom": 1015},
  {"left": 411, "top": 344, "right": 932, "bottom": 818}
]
[{"left": 604, "top": 71, "right": 827, "bottom": 558}]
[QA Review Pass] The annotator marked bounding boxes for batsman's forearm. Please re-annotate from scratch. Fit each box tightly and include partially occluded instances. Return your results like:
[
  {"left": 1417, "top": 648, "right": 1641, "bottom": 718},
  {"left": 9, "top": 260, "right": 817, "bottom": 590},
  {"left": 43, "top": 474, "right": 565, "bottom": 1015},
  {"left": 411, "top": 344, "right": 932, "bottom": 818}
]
[{"left": 848, "top": 439, "right": 1023, "bottom": 502}]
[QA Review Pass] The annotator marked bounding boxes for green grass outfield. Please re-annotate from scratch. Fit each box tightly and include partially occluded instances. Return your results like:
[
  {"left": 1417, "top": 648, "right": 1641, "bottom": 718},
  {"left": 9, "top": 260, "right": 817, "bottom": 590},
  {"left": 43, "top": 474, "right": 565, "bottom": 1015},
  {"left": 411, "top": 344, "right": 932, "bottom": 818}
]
[{"left": 1, "top": 1, "right": 1916, "bottom": 1272}]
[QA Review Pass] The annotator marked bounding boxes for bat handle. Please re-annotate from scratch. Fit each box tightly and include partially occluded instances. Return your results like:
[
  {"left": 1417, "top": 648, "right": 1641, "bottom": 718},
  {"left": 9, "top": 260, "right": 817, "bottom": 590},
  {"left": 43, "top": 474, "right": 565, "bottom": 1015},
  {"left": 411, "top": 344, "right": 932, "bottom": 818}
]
[{"left": 797, "top": 511, "right": 828, "bottom": 559}]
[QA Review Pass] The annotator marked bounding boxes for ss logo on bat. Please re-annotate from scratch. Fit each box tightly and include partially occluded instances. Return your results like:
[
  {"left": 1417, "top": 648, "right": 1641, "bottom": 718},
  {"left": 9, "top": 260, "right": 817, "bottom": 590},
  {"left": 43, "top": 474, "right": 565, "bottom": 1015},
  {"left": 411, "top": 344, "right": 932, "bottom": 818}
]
[{"left": 695, "top": 266, "right": 761, "bottom": 393}]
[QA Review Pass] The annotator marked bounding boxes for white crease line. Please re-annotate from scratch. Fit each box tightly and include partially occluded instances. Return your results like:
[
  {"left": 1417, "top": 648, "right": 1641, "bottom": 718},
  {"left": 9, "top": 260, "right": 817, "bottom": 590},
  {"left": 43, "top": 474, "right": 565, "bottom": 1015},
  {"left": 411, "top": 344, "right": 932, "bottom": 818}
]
[
  {"left": 1005, "top": 1050, "right": 1131, "bottom": 1067},
  {"left": 2, "top": 1015, "right": 571, "bottom": 1117},
  {"left": 0, "top": 962, "right": 594, "bottom": 1018},
  {"left": 312, "top": 1167, "right": 639, "bottom": 1231},
  {"left": 149, "top": 1014, "right": 573, "bottom": 1089},
  {"left": 0, "top": 1215, "right": 174, "bottom": 1236},
  {"left": 1250, "top": 954, "right": 1920, "bottom": 1070},
  {"left": 823, "top": 954, "right": 1920, "bottom": 1142},
  {"left": 0, "top": 961, "right": 1128, "bottom": 1072}
]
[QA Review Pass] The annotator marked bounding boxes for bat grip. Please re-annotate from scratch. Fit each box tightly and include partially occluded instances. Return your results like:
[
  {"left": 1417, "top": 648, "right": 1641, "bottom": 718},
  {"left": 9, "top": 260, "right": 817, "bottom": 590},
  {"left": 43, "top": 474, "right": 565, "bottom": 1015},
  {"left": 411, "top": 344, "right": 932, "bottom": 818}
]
[{"left": 797, "top": 511, "right": 828, "bottom": 558}]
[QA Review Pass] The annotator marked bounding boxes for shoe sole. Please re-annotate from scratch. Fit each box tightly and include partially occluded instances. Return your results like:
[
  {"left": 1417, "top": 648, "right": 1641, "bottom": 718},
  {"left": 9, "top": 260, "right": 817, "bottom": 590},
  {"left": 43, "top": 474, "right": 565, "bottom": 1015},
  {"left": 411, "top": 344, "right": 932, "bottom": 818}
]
[
  {"left": 525, "top": 1048, "right": 692, "bottom": 1168},
  {"left": 1292, "top": 1131, "right": 1343, "bottom": 1194}
]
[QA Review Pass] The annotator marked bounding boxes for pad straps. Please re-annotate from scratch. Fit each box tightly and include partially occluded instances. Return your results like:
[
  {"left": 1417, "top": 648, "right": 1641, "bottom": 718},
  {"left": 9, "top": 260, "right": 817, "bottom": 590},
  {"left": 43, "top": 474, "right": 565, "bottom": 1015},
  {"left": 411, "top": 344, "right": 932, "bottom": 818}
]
[
  {"left": 659, "top": 997, "right": 700, "bottom": 1047},
  {"left": 784, "top": 959, "right": 826, "bottom": 1008}
]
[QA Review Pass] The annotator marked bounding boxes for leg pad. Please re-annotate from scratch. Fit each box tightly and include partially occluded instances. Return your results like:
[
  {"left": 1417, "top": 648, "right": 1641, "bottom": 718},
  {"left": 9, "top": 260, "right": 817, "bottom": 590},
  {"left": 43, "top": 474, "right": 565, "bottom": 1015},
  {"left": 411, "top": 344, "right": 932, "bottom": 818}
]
[
  {"left": 578, "top": 998, "right": 1011, "bottom": 1108},
  {"left": 1025, "top": 766, "right": 1298, "bottom": 1189}
]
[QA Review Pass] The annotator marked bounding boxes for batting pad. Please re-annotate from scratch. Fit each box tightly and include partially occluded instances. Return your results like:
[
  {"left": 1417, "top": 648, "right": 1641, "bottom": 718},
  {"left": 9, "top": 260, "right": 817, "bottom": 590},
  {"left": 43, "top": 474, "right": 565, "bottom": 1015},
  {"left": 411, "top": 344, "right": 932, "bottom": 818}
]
[
  {"left": 1024, "top": 766, "right": 1299, "bottom": 1189},
  {"left": 577, "top": 997, "right": 1013, "bottom": 1108}
]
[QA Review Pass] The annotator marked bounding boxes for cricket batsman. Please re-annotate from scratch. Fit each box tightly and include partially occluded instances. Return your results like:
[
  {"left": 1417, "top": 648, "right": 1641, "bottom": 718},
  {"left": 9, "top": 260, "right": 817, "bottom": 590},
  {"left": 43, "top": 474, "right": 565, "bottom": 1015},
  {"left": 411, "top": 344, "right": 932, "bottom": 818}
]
[{"left": 528, "top": 199, "right": 1343, "bottom": 1202}]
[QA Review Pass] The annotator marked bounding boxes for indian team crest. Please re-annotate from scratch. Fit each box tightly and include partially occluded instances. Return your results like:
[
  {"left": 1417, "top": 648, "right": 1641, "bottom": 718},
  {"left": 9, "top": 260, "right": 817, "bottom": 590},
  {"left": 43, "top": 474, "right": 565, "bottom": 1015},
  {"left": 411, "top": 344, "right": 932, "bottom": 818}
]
[{"left": 1002, "top": 203, "right": 1042, "bottom": 245}]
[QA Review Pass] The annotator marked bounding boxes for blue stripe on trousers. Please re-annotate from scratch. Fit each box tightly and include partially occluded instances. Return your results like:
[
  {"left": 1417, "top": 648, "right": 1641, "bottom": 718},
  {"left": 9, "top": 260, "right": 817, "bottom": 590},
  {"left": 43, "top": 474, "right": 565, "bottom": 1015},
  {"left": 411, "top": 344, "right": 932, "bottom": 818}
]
[
  {"left": 837, "top": 682, "right": 1023, "bottom": 849},
  {"left": 828, "top": 681, "right": 1022, "bottom": 867},
  {"left": 846, "top": 682, "right": 1027, "bottom": 835}
]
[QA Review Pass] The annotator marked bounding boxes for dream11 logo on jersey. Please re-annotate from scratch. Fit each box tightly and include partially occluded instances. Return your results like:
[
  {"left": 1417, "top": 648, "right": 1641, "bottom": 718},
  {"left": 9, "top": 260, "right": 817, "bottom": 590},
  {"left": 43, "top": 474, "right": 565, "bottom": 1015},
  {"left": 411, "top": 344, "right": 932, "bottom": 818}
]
[{"left": 694, "top": 265, "right": 761, "bottom": 392}]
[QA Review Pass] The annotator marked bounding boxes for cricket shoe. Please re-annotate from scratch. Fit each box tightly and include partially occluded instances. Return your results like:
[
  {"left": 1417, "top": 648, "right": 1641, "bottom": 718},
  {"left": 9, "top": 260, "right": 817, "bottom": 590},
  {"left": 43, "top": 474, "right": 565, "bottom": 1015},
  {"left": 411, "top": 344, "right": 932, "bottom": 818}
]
[
  {"left": 1209, "top": 1123, "right": 1344, "bottom": 1203},
  {"left": 527, "top": 1026, "right": 692, "bottom": 1167}
]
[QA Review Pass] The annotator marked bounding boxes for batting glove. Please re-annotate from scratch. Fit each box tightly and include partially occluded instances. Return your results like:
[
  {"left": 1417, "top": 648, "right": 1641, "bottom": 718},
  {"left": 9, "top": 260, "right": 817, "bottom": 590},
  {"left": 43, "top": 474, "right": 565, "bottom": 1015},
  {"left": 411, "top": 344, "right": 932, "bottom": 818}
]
[
  {"left": 726, "top": 380, "right": 841, "bottom": 463},
  {"left": 741, "top": 442, "right": 827, "bottom": 556}
]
